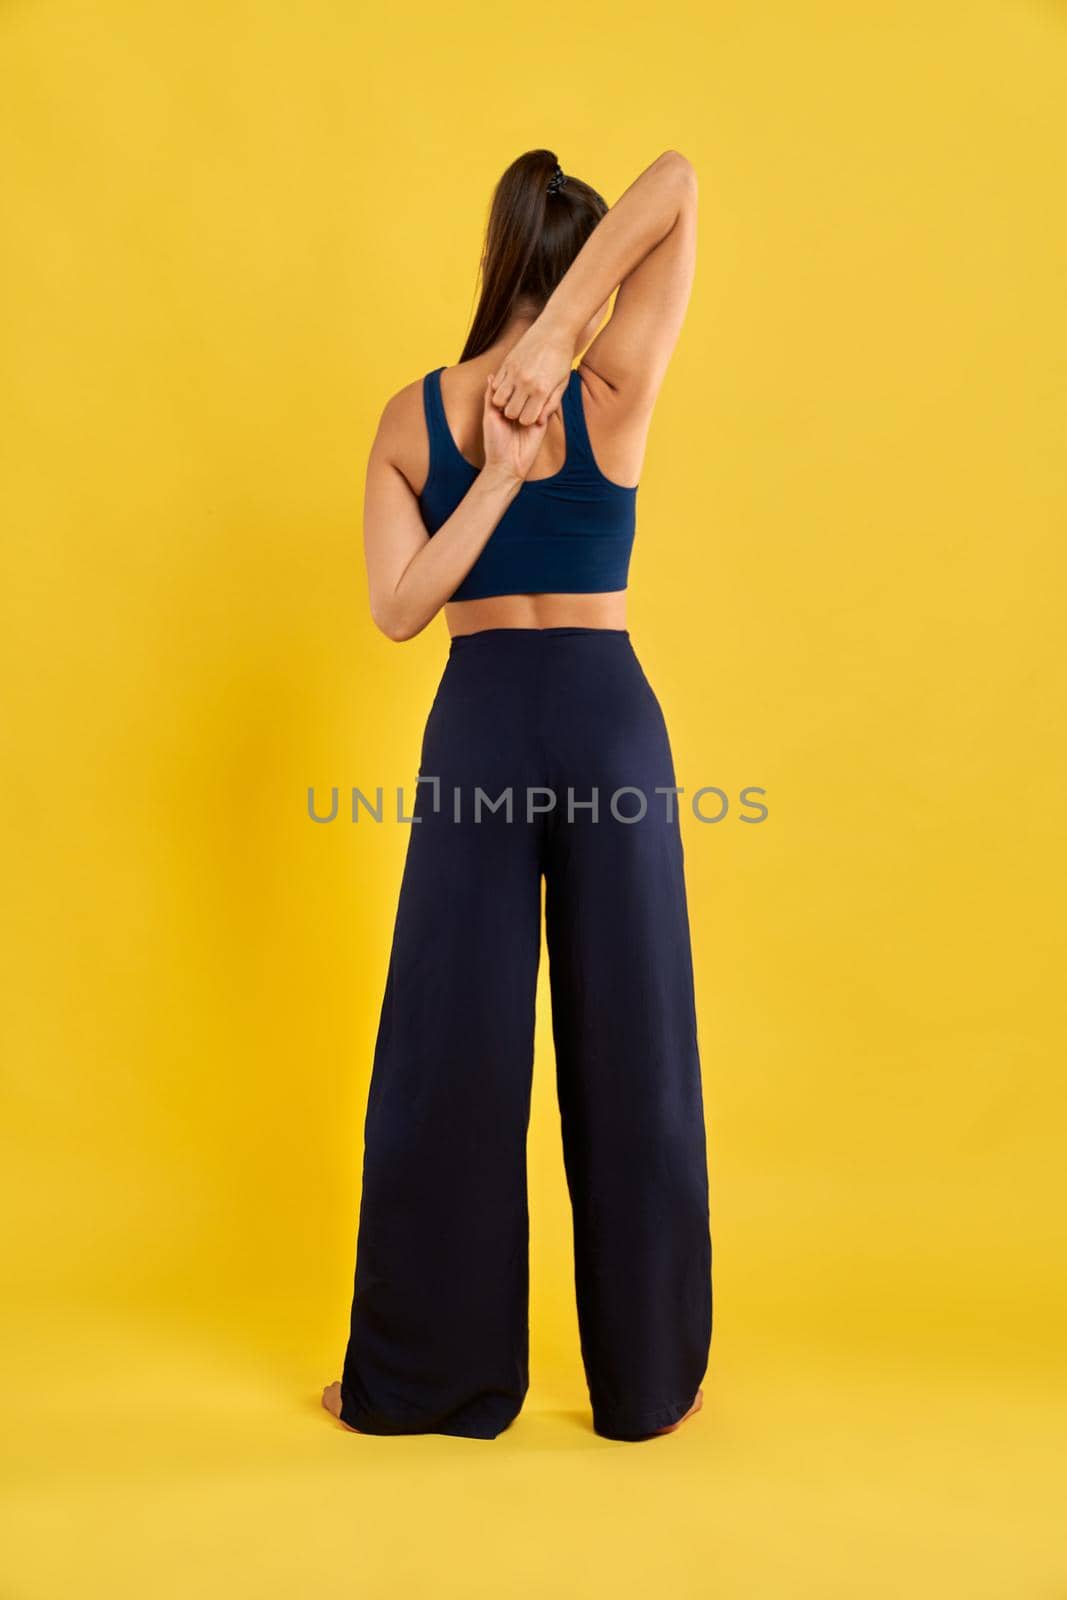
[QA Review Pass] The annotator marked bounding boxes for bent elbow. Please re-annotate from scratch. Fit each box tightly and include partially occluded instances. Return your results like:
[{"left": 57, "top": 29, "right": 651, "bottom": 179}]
[
  {"left": 371, "top": 601, "right": 420, "bottom": 643},
  {"left": 376, "top": 614, "right": 417, "bottom": 643},
  {"left": 659, "top": 149, "right": 697, "bottom": 192}
]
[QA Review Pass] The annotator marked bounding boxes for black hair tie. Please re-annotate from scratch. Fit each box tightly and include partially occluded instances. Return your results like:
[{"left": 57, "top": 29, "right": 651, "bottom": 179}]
[{"left": 546, "top": 163, "right": 567, "bottom": 195}]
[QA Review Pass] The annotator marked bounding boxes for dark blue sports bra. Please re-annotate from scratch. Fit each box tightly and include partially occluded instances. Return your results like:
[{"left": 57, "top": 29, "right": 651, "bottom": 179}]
[{"left": 417, "top": 364, "right": 638, "bottom": 602}]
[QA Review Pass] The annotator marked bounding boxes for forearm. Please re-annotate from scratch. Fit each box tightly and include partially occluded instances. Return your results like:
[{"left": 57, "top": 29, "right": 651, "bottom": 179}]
[
  {"left": 539, "top": 151, "right": 695, "bottom": 348},
  {"left": 373, "top": 466, "right": 522, "bottom": 640}
]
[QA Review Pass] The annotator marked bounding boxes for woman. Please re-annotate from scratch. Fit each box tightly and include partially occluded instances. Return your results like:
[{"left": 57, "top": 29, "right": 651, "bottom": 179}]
[{"left": 323, "top": 148, "right": 711, "bottom": 1441}]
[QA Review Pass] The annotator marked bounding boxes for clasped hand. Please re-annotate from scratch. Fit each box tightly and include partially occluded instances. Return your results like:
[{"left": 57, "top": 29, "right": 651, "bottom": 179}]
[
  {"left": 480, "top": 323, "right": 576, "bottom": 483},
  {"left": 487, "top": 325, "right": 575, "bottom": 428}
]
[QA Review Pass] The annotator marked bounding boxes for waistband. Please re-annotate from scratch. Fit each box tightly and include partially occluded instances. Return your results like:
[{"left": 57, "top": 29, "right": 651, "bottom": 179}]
[{"left": 448, "top": 627, "right": 631, "bottom": 655}]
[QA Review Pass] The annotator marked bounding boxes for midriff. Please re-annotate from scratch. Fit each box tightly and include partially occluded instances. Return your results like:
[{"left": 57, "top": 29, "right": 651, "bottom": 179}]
[{"left": 446, "top": 590, "right": 627, "bottom": 637}]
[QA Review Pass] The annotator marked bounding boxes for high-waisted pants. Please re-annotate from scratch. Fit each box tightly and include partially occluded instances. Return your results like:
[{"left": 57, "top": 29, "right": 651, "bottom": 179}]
[{"left": 340, "top": 627, "right": 712, "bottom": 1440}]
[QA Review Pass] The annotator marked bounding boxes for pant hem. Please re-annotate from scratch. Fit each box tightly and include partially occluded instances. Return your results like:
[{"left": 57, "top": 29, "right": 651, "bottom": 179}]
[
  {"left": 339, "top": 1391, "right": 522, "bottom": 1441},
  {"left": 592, "top": 1391, "right": 701, "bottom": 1441}
]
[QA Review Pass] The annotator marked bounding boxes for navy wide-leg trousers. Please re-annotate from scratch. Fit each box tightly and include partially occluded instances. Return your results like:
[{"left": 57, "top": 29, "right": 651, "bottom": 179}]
[{"left": 340, "top": 628, "right": 712, "bottom": 1440}]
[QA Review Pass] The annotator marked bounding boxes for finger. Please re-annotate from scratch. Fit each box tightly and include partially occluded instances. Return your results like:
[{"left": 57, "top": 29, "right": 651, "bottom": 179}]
[
  {"left": 485, "top": 373, "right": 513, "bottom": 422},
  {"left": 517, "top": 393, "right": 542, "bottom": 427},
  {"left": 519, "top": 383, "right": 557, "bottom": 426},
  {"left": 530, "top": 376, "right": 568, "bottom": 427},
  {"left": 503, "top": 386, "right": 530, "bottom": 421},
  {"left": 490, "top": 370, "right": 514, "bottom": 409},
  {"left": 494, "top": 382, "right": 518, "bottom": 416}
]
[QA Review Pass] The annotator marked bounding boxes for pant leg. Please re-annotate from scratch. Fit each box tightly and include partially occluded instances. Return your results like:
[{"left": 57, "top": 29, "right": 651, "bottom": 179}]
[
  {"left": 542, "top": 634, "right": 712, "bottom": 1440},
  {"left": 340, "top": 646, "right": 544, "bottom": 1439}
]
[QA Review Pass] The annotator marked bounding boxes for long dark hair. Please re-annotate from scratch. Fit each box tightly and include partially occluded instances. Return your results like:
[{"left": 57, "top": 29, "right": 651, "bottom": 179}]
[{"left": 459, "top": 149, "right": 608, "bottom": 362}]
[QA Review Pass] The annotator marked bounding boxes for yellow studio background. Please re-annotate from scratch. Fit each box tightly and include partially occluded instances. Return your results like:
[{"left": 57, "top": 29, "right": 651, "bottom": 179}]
[{"left": 2, "top": 0, "right": 1065, "bottom": 1595}]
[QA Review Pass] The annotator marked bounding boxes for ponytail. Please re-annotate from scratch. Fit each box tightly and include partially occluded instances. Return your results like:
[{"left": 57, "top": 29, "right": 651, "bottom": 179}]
[{"left": 459, "top": 149, "right": 607, "bottom": 362}]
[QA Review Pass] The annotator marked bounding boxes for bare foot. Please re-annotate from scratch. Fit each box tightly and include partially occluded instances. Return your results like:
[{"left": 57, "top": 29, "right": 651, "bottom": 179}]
[
  {"left": 653, "top": 1386, "right": 703, "bottom": 1435},
  {"left": 322, "top": 1381, "right": 361, "bottom": 1432}
]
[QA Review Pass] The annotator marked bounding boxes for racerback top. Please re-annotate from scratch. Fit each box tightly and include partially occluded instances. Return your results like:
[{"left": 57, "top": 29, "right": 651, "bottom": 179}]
[{"left": 417, "top": 365, "right": 638, "bottom": 601}]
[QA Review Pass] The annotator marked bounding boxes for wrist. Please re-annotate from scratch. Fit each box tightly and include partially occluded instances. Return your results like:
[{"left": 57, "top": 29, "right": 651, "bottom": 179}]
[
  {"left": 477, "top": 461, "right": 525, "bottom": 496},
  {"left": 534, "top": 297, "right": 581, "bottom": 351}
]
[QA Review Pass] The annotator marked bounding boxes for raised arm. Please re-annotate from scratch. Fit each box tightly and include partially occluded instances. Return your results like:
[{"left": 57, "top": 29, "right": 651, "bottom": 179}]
[{"left": 489, "top": 151, "right": 698, "bottom": 424}]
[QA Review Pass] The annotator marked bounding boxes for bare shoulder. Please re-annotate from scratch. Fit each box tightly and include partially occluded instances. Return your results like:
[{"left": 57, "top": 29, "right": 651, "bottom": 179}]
[
  {"left": 372, "top": 374, "right": 425, "bottom": 449},
  {"left": 368, "top": 373, "right": 430, "bottom": 492}
]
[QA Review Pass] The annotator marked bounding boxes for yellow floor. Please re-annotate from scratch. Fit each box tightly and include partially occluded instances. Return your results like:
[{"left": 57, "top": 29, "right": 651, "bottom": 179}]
[{"left": 3, "top": 1299, "right": 1063, "bottom": 1599}]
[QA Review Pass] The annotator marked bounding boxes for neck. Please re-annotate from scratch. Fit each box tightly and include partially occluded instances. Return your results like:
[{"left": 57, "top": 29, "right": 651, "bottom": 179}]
[{"left": 470, "top": 309, "right": 542, "bottom": 370}]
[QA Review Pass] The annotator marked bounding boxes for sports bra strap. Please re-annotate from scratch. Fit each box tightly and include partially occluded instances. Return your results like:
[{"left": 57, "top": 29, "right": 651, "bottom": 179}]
[
  {"left": 560, "top": 366, "right": 596, "bottom": 469},
  {"left": 422, "top": 366, "right": 450, "bottom": 460}
]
